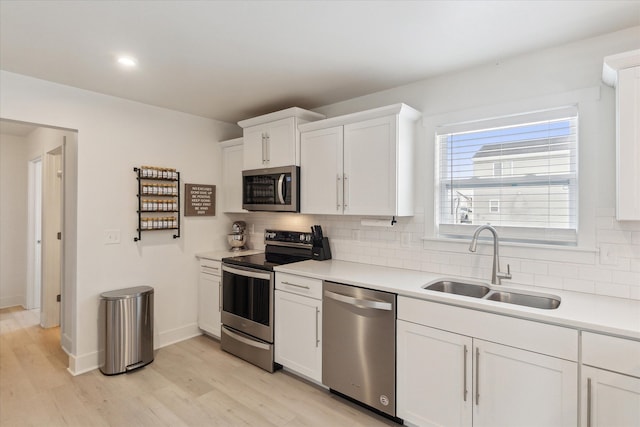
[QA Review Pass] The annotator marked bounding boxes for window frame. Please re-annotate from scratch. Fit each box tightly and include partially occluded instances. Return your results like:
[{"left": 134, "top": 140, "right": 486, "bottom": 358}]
[{"left": 434, "top": 105, "right": 579, "bottom": 246}]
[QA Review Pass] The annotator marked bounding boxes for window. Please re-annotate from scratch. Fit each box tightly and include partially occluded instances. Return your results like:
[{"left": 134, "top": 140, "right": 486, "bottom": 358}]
[{"left": 436, "top": 106, "right": 578, "bottom": 245}]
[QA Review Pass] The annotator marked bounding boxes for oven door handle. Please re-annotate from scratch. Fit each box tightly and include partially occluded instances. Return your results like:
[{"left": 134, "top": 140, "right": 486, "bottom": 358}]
[
  {"left": 222, "top": 264, "right": 272, "bottom": 281},
  {"left": 222, "top": 327, "right": 271, "bottom": 351}
]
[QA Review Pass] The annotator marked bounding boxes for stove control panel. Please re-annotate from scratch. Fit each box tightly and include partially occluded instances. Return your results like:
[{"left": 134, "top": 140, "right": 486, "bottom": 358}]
[{"left": 265, "top": 229, "right": 313, "bottom": 245}]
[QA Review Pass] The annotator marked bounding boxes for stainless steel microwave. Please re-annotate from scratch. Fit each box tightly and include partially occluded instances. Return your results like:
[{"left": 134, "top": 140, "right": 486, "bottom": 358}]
[{"left": 242, "top": 165, "right": 300, "bottom": 212}]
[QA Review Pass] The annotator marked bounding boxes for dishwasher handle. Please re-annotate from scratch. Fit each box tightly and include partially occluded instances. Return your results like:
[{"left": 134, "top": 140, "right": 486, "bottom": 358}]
[{"left": 324, "top": 290, "right": 392, "bottom": 311}]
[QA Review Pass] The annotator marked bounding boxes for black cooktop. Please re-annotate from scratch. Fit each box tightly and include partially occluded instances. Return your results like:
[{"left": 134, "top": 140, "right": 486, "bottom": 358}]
[{"left": 222, "top": 229, "right": 314, "bottom": 271}]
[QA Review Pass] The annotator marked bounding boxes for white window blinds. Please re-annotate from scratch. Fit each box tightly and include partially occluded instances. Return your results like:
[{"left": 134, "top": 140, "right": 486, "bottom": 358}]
[{"left": 436, "top": 106, "right": 578, "bottom": 245}]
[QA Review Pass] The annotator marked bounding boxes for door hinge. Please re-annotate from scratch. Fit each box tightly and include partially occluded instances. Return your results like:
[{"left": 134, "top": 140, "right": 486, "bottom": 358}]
[
  {"left": 56, "top": 294, "right": 61, "bottom": 302},
  {"left": 57, "top": 232, "right": 62, "bottom": 240}
]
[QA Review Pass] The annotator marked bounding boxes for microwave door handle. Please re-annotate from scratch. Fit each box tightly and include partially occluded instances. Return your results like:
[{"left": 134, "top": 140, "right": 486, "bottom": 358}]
[{"left": 277, "top": 174, "right": 285, "bottom": 204}]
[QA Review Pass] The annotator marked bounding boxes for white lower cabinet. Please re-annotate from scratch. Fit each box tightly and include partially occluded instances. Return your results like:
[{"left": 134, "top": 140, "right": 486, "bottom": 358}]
[
  {"left": 274, "top": 273, "right": 322, "bottom": 382},
  {"left": 397, "top": 297, "right": 578, "bottom": 427},
  {"left": 397, "top": 320, "right": 472, "bottom": 426},
  {"left": 197, "top": 259, "right": 222, "bottom": 338},
  {"left": 581, "top": 366, "right": 640, "bottom": 427},
  {"left": 581, "top": 332, "right": 640, "bottom": 427}
]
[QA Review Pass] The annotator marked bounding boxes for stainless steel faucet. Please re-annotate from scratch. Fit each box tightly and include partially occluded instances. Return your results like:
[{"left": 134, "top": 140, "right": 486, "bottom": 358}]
[{"left": 469, "top": 224, "right": 512, "bottom": 285}]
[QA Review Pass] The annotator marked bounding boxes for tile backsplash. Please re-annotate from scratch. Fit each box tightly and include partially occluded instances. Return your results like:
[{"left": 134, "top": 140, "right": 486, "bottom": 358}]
[{"left": 233, "top": 209, "right": 640, "bottom": 300}]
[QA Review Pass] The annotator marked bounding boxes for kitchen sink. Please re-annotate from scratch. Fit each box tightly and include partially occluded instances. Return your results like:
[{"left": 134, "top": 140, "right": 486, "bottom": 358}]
[
  {"left": 424, "top": 280, "right": 491, "bottom": 298},
  {"left": 485, "top": 291, "right": 561, "bottom": 310},
  {"left": 424, "top": 280, "right": 561, "bottom": 309}
]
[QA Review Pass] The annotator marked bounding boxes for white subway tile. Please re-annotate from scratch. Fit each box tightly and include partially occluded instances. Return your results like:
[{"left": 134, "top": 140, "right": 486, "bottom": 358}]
[
  {"left": 520, "top": 261, "right": 548, "bottom": 275},
  {"left": 612, "top": 270, "right": 640, "bottom": 286},
  {"left": 597, "top": 229, "right": 632, "bottom": 244},
  {"left": 563, "top": 278, "right": 595, "bottom": 293},
  {"left": 577, "top": 266, "right": 613, "bottom": 283},
  {"left": 595, "top": 282, "right": 630, "bottom": 299},
  {"left": 548, "top": 263, "right": 579, "bottom": 278}
]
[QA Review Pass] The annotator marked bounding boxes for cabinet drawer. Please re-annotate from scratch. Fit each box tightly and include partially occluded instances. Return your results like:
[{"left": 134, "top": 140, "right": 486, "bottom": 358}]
[
  {"left": 200, "top": 259, "right": 221, "bottom": 276},
  {"left": 276, "top": 273, "right": 322, "bottom": 299},
  {"left": 398, "top": 296, "right": 578, "bottom": 361},
  {"left": 582, "top": 332, "right": 640, "bottom": 377}
]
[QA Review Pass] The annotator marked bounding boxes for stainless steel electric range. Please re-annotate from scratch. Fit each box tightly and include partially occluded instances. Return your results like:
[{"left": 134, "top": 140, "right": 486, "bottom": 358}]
[{"left": 220, "top": 229, "right": 313, "bottom": 372}]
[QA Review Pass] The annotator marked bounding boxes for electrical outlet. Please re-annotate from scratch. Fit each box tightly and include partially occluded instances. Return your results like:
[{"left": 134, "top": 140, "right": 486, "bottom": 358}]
[{"left": 104, "top": 229, "right": 121, "bottom": 245}]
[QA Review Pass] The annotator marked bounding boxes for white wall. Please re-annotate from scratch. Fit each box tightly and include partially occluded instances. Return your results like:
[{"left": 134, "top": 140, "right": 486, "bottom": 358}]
[
  {"left": 234, "top": 27, "right": 640, "bottom": 301},
  {"left": 0, "top": 71, "right": 240, "bottom": 374},
  {"left": 0, "top": 133, "right": 28, "bottom": 308}
]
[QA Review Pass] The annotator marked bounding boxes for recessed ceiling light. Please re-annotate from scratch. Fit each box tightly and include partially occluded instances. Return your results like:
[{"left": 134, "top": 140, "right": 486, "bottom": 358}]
[{"left": 117, "top": 56, "right": 137, "bottom": 68}]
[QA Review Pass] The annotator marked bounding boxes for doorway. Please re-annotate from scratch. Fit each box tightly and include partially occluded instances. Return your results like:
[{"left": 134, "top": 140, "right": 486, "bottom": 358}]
[
  {"left": 41, "top": 146, "right": 63, "bottom": 328},
  {"left": 27, "top": 157, "right": 42, "bottom": 311}
]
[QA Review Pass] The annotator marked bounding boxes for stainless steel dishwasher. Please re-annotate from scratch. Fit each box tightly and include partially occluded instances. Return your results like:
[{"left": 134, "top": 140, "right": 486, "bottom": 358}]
[{"left": 322, "top": 281, "right": 399, "bottom": 421}]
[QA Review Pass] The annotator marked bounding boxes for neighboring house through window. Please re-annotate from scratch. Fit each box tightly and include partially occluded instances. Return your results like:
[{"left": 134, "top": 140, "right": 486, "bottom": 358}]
[{"left": 436, "top": 106, "right": 578, "bottom": 245}]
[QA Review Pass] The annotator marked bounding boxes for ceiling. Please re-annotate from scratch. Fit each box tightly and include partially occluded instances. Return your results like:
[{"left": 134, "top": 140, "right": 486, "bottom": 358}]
[{"left": 1, "top": 1, "right": 639, "bottom": 124}]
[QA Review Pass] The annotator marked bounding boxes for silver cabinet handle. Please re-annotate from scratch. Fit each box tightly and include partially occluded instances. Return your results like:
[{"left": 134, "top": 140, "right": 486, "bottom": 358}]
[
  {"left": 336, "top": 174, "right": 342, "bottom": 210},
  {"left": 463, "top": 345, "right": 468, "bottom": 402},
  {"left": 265, "top": 134, "right": 270, "bottom": 162},
  {"left": 343, "top": 173, "right": 349, "bottom": 209},
  {"left": 324, "top": 290, "right": 392, "bottom": 311},
  {"left": 315, "top": 307, "right": 320, "bottom": 348},
  {"left": 475, "top": 347, "right": 480, "bottom": 405},
  {"left": 261, "top": 133, "right": 267, "bottom": 164},
  {"left": 218, "top": 282, "right": 222, "bottom": 312},
  {"left": 281, "top": 281, "right": 310, "bottom": 290},
  {"left": 587, "top": 378, "right": 592, "bottom": 427}
]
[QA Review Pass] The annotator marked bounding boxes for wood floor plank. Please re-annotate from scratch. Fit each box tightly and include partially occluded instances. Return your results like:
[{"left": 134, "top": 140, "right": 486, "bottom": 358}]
[{"left": 0, "top": 307, "right": 399, "bottom": 427}]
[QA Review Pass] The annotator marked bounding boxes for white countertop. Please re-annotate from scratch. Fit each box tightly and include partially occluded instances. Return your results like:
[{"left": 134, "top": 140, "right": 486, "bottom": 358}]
[
  {"left": 275, "top": 259, "right": 640, "bottom": 340},
  {"left": 196, "top": 249, "right": 263, "bottom": 261}
]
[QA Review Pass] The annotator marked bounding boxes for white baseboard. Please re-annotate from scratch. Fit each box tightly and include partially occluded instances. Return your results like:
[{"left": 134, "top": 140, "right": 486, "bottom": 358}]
[
  {"left": 66, "top": 323, "right": 202, "bottom": 376},
  {"left": 0, "top": 295, "right": 25, "bottom": 309},
  {"left": 156, "top": 322, "right": 202, "bottom": 349}
]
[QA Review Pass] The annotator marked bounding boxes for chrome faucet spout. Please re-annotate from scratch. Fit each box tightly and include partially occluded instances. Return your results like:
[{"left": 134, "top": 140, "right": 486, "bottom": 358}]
[{"left": 468, "top": 224, "right": 511, "bottom": 285}]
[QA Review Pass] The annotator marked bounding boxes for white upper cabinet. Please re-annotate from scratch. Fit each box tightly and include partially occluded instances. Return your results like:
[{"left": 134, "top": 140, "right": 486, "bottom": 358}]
[
  {"left": 239, "top": 107, "right": 325, "bottom": 170},
  {"left": 603, "top": 50, "right": 640, "bottom": 220},
  {"left": 299, "top": 103, "right": 421, "bottom": 216},
  {"left": 219, "top": 137, "right": 246, "bottom": 213}
]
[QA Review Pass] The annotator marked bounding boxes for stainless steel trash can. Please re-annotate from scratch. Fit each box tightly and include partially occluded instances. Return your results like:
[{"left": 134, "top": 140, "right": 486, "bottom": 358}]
[{"left": 99, "top": 286, "right": 154, "bottom": 375}]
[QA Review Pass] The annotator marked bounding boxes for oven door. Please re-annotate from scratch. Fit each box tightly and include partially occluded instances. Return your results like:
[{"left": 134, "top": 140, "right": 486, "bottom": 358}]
[{"left": 221, "top": 264, "right": 274, "bottom": 343}]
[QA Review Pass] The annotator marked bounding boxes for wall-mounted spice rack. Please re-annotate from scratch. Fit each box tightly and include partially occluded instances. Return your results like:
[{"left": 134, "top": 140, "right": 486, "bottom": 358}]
[{"left": 134, "top": 166, "right": 181, "bottom": 242}]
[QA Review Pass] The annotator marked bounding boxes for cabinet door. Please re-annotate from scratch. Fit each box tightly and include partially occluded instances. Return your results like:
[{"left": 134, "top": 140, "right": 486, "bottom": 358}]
[
  {"left": 266, "top": 117, "right": 297, "bottom": 168},
  {"left": 343, "top": 115, "right": 397, "bottom": 215},
  {"left": 581, "top": 366, "right": 640, "bottom": 427},
  {"left": 274, "top": 290, "right": 321, "bottom": 382},
  {"left": 616, "top": 65, "right": 640, "bottom": 220},
  {"left": 474, "top": 339, "right": 577, "bottom": 427},
  {"left": 397, "top": 320, "right": 473, "bottom": 427},
  {"left": 243, "top": 125, "right": 266, "bottom": 170},
  {"left": 222, "top": 143, "right": 245, "bottom": 213},
  {"left": 198, "top": 271, "right": 221, "bottom": 338},
  {"left": 300, "top": 126, "right": 344, "bottom": 214}
]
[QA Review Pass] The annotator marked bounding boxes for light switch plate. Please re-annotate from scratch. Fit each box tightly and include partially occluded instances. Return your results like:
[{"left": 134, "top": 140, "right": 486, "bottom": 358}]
[{"left": 104, "top": 229, "right": 121, "bottom": 245}]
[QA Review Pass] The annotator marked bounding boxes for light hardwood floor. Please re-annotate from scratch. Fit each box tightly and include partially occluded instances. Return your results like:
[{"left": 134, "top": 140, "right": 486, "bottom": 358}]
[{"left": 0, "top": 307, "right": 397, "bottom": 426}]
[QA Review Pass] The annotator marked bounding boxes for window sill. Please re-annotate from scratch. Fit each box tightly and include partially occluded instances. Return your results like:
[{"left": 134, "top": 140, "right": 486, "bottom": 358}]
[{"left": 421, "top": 235, "right": 598, "bottom": 255}]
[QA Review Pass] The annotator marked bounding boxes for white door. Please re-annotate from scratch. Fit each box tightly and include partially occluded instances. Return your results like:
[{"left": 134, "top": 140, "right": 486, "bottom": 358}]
[
  {"left": 28, "top": 158, "right": 43, "bottom": 310},
  {"left": 265, "top": 117, "right": 296, "bottom": 168},
  {"left": 397, "top": 320, "right": 473, "bottom": 427},
  {"left": 343, "top": 115, "right": 397, "bottom": 215},
  {"left": 300, "top": 126, "right": 344, "bottom": 214},
  {"left": 198, "top": 269, "right": 221, "bottom": 338},
  {"left": 581, "top": 366, "right": 640, "bottom": 427},
  {"left": 243, "top": 125, "right": 265, "bottom": 170},
  {"left": 222, "top": 142, "right": 245, "bottom": 213},
  {"left": 274, "top": 290, "right": 322, "bottom": 382},
  {"left": 473, "top": 339, "right": 578, "bottom": 427}
]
